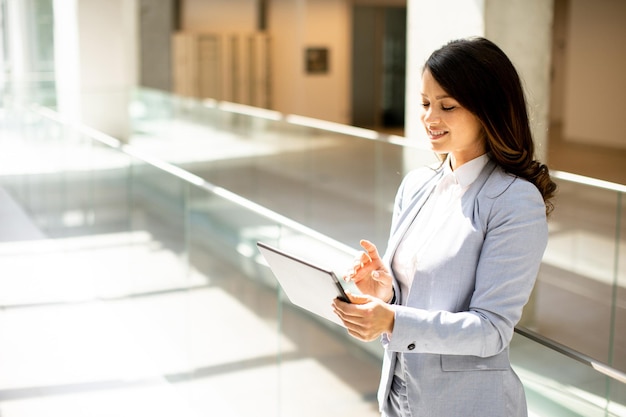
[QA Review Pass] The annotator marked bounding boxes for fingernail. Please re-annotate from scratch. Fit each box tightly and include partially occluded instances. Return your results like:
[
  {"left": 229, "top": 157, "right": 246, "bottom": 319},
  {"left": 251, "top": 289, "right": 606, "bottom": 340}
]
[{"left": 371, "top": 270, "right": 379, "bottom": 278}]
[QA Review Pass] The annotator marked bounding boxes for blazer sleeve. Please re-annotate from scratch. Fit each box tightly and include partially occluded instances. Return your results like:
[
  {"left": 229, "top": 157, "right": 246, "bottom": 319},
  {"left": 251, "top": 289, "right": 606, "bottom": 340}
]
[{"left": 387, "top": 176, "right": 548, "bottom": 357}]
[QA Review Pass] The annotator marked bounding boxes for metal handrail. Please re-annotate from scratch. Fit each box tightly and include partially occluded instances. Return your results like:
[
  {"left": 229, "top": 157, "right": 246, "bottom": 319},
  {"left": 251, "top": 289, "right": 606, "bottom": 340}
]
[
  {"left": 551, "top": 170, "right": 626, "bottom": 193},
  {"left": 515, "top": 326, "right": 626, "bottom": 384}
]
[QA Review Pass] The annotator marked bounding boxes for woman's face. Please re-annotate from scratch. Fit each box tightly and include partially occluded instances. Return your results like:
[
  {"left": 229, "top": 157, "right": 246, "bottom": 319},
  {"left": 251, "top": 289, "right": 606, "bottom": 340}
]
[{"left": 420, "top": 69, "right": 486, "bottom": 169}]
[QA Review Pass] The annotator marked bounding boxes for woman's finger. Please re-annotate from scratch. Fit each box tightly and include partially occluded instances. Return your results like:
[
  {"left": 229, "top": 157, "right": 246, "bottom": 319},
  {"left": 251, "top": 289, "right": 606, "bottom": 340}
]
[
  {"left": 352, "top": 251, "right": 372, "bottom": 269},
  {"left": 332, "top": 303, "right": 362, "bottom": 327},
  {"left": 360, "top": 240, "right": 383, "bottom": 265},
  {"left": 346, "top": 292, "right": 370, "bottom": 305}
]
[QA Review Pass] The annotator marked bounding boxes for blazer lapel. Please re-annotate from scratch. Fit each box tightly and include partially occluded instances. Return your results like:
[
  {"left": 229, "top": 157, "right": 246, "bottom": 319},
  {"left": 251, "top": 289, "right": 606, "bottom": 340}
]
[
  {"left": 384, "top": 158, "right": 497, "bottom": 265},
  {"left": 384, "top": 169, "right": 442, "bottom": 265}
]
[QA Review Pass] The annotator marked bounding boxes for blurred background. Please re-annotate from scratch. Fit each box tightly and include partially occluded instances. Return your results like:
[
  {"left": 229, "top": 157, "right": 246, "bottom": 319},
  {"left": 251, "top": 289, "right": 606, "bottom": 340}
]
[{"left": 0, "top": 1, "right": 624, "bottom": 416}]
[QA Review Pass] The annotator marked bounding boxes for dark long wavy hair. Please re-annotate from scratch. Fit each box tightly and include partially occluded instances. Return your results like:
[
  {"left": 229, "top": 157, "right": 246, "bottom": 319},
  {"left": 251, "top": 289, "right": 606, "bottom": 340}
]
[{"left": 424, "top": 37, "right": 556, "bottom": 215}]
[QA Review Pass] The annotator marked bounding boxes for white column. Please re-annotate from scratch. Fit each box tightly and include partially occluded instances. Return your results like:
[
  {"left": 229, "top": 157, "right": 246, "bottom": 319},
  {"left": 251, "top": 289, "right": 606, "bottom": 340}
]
[
  {"left": 485, "top": 0, "right": 554, "bottom": 162},
  {"left": 404, "top": 0, "right": 553, "bottom": 162},
  {"left": 53, "top": 0, "right": 80, "bottom": 123},
  {"left": 53, "top": 0, "right": 138, "bottom": 141},
  {"left": 403, "top": 0, "right": 484, "bottom": 170}
]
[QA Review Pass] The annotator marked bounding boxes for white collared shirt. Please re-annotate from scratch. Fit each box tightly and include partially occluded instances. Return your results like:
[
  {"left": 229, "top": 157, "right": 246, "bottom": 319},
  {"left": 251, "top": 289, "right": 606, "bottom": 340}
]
[{"left": 392, "top": 153, "right": 490, "bottom": 305}]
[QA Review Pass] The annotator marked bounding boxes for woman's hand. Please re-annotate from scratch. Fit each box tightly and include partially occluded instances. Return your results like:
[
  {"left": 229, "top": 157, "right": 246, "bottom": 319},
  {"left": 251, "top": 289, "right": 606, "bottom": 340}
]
[
  {"left": 345, "top": 240, "right": 393, "bottom": 302},
  {"left": 332, "top": 292, "right": 395, "bottom": 341}
]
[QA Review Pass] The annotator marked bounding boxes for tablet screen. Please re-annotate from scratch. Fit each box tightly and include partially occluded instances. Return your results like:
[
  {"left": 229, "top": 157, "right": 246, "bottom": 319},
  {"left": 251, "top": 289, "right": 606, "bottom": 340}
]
[{"left": 257, "top": 241, "right": 354, "bottom": 327}]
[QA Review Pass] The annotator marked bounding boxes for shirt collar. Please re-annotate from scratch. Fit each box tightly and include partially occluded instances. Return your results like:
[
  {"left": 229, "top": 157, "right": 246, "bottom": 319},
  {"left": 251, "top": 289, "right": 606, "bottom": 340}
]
[{"left": 443, "top": 153, "right": 490, "bottom": 189}]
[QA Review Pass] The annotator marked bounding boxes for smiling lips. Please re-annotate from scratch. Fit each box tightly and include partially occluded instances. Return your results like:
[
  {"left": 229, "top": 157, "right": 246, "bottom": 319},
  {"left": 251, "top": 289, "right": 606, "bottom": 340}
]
[{"left": 428, "top": 129, "right": 448, "bottom": 139}]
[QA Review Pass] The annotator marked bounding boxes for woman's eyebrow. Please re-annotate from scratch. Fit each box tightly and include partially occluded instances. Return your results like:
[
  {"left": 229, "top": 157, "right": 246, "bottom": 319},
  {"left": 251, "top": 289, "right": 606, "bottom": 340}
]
[{"left": 420, "top": 93, "right": 453, "bottom": 100}]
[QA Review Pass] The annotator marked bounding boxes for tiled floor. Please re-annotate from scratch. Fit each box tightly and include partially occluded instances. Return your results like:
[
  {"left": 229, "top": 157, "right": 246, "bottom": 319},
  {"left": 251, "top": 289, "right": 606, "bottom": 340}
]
[
  {"left": 0, "top": 172, "right": 383, "bottom": 417},
  {"left": 547, "top": 123, "right": 626, "bottom": 186}
]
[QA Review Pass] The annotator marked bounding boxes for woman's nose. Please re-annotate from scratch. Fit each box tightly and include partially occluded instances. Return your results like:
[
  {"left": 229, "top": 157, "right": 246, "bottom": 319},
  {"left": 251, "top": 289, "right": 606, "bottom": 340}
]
[{"left": 422, "top": 107, "right": 439, "bottom": 124}]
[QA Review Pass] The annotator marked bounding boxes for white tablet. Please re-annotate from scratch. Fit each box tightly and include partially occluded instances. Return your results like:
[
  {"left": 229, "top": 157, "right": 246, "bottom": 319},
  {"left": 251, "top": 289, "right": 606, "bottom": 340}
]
[{"left": 257, "top": 241, "right": 355, "bottom": 327}]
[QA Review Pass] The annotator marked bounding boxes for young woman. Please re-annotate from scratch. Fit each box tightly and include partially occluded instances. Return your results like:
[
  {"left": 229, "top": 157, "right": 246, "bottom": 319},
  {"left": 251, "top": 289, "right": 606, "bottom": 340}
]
[{"left": 333, "top": 37, "right": 557, "bottom": 417}]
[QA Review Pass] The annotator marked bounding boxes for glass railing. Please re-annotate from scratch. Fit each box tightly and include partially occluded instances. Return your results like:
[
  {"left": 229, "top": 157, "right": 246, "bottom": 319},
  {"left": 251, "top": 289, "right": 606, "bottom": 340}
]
[
  {"left": 0, "top": 96, "right": 624, "bottom": 416},
  {"left": 129, "top": 88, "right": 438, "bottom": 249},
  {"left": 131, "top": 87, "right": 626, "bottom": 375},
  {"left": 528, "top": 171, "right": 626, "bottom": 379}
]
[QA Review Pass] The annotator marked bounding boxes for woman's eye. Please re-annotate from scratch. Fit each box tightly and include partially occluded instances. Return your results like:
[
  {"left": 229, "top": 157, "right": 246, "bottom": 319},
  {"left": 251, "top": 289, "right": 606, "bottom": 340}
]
[
  {"left": 421, "top": 102, "right": 430, "bottom": 108},
  {"left": 442, "top": 105, "right": 455, "bottom": 111}
]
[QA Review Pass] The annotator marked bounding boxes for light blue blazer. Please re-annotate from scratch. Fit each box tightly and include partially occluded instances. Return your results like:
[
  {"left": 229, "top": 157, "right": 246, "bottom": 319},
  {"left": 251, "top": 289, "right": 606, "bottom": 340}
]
[{"left": 378, "top": 158, "right": 548, "bottom": 417}]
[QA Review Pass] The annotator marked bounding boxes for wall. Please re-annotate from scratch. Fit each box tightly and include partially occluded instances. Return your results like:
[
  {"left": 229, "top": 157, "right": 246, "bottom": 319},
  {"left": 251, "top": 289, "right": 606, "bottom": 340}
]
[
  {"left": 178, "top": 0, "right": 350, "bottom": 124},
  {"left": 180, "top": 0, "right": 257, "bottom": 32},
  {"left": 549, "top": 0, "right": 568, "bottom": 126},
  {"left": 139, "top": 0, "right": 175, "bottom": 91},
  {"left": 269, "top": 0, "right": 351, "bottom": 124},
  {"left": 351, "top": 6, "right": 382, "bottom": 128},
  {"left": 562, "top": 0, "right": 626, "bottom": 149},
  {"left": 177, "top": 0, "right": 560, "bottom": 145}
]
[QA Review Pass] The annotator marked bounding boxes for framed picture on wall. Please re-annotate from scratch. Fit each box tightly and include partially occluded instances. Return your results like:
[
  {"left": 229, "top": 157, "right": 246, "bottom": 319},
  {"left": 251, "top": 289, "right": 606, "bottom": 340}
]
[{"left": 305, "top": 47, "right": 329, "bottom": 74}]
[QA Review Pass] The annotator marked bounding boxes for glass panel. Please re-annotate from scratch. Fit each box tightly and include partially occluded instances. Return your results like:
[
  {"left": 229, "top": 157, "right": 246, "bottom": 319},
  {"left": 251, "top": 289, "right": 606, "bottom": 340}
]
[
  {"left": 613, "top": 191, "right": 626, "bottom": 373},
  {"left": 183, "top": 182, "right": 381, "bottom": 416},
  {"left": 0, "top": 0, "right": 57, "bottom": 108},
  {"left": 128, "top": 158, "right": 189, "bottom": 294},
  {"left": 129, "top": 89, "right": 438, "bottom": 250},
  {"left": 609, "top": 374, "right": 626, "bottom": 416},
  {"left": 183, "top": 185, "right": 282, "bottom": 415},
  {"left": 0, "top": 109, "right": 134, "bottom": 306},
  {"left": 510, "top": 332, "right": 626, "bottom": 416},
  {"left": 525, "top": 179, "right": 625, "bottom": 372}
]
